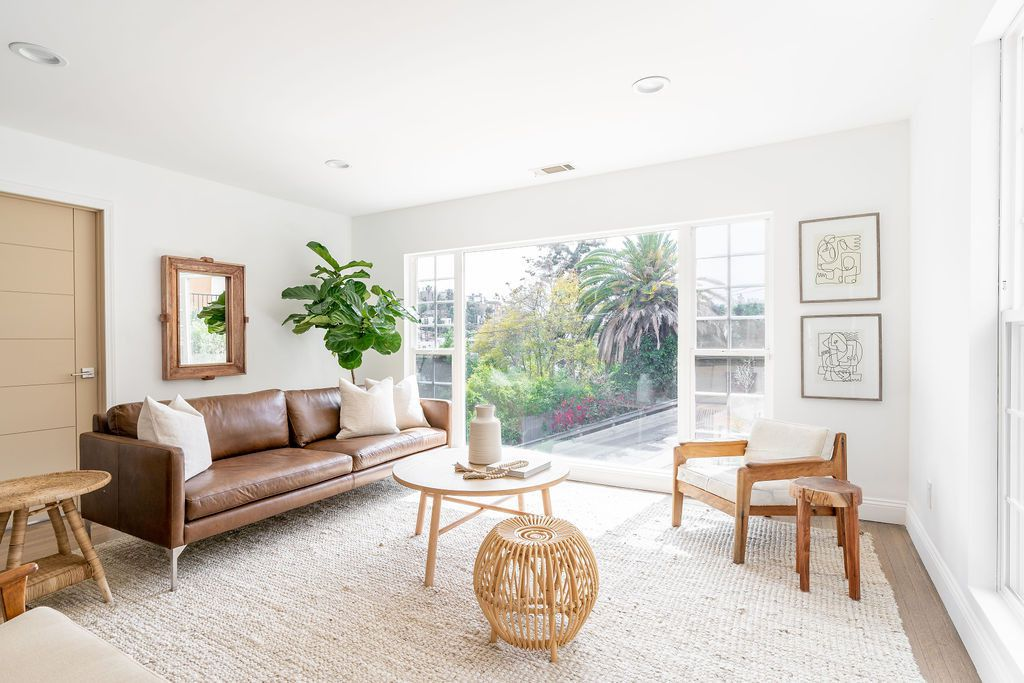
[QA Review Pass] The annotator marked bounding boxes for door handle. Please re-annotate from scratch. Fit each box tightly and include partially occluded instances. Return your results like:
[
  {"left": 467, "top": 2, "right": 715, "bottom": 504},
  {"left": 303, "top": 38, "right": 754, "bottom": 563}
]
[{"left": 71, "top": 367, "right": 96, "bottom": 379}]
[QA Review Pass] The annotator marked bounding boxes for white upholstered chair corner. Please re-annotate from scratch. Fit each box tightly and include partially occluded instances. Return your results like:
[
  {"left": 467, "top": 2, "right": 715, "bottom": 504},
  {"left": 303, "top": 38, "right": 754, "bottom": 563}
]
[{"left": 671, "top": 418, "right": 848, "bottom": 564}]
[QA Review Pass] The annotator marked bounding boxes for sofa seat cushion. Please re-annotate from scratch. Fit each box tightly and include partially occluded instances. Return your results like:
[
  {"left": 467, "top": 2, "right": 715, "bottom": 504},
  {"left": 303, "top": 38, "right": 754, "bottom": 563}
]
[
  {"left": 184, "top": 448, "right": 353, "bottom": 521},
  {"left": 306, "top": 427, "right": 447, "bottom": 471},
  {"left": 0, "top": 606, "right": 165, "bottom": 682},
  {"left": 677, "top": 460, "right": 795, "bottom": 507}
]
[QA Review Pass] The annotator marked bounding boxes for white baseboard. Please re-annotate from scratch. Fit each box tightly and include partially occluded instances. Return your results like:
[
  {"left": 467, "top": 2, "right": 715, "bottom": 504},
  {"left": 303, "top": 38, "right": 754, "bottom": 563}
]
[
  {"left": 905, "top": 506, "right": 1022, "bottom": 682},
  {"left": 860, "top": 497, "right": 907, "bottom": 524},
  {"left": 567, "top": 463, "right": 908, "bottom": 524}
]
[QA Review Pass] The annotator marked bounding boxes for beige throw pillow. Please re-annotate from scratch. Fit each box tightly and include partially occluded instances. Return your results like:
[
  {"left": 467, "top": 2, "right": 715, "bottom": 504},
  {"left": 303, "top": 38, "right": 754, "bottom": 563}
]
[
  {"left": 137, "top": 395, "right": 212, "bottom": 480},
  {"left": 365, "top": 375, "right": 430, "bottom": 430},
  {"left": 337, "top": 376, "right": 400, "bottom": 439}
]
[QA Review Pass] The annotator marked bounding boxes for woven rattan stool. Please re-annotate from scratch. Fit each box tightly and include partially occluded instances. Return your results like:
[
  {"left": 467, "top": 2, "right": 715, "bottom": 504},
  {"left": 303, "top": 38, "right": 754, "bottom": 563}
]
[{"left": 473, "top": 515, "right": 598, "bottom": 662}]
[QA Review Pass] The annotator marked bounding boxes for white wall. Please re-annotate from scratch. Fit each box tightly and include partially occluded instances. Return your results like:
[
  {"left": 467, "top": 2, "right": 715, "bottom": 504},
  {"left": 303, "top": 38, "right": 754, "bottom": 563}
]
[
  {"left": 353, "top": 122, "right": 911, "bottom": 519},
  {"left": 0, "top": 125, "right": 352, "bottom": 404},
  {"left": 906, "top": 0, "right": 1024, "bottom": 678}
]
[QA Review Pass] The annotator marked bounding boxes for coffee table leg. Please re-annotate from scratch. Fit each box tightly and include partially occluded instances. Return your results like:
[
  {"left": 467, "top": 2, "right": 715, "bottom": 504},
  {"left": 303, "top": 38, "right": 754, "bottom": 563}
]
[
  {"left": 0, "top": 511, "right": 10, "bottom": 561},
  {"left": 47, "top": 505, "right": 72, "bottom": 555},
  {"left": 424, "top": 493, "right": 443, "bottom": 587},
  {"left": 541, "top": 488, "right": 552, "bottom": 516},
  {"left": 6, "top": 509, "right": 28, "bottom": 570},
  {"left": 517, "top": 494, "right": 526, "bottom": 513},
  {"left": 61, "top": 499, "right": 112, "bottom": 603},
  {"left": 414, "top": 492, "right": 428, "bottom": 536}
]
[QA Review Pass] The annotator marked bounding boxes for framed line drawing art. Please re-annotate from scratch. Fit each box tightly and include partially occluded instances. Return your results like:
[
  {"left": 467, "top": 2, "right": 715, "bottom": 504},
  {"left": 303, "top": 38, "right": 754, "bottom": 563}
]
[
  {"left": 799, "top": 213, "right": 880, "bottom": 303},
  {"left": 801, "top": 314, "right": 882, "bottom": 401}
]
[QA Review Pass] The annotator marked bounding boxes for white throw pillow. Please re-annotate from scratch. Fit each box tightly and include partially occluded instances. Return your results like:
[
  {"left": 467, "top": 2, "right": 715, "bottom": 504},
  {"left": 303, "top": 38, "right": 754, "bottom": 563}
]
[
  {"left": 337, "top": 376, "right": 400, "bottom": 439},
  {"left": 365, "top": 375, "right": 430, "bottom": 430},
  {"left": 137, "top": 396, "right": 213, "bottom": 480},
  {"left": 742, "top": 418, "right": 829, "bottom": 465}
]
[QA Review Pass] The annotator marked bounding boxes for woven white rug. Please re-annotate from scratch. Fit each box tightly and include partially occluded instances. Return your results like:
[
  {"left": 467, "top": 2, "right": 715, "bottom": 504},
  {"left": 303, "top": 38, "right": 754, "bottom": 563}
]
[{"left": 36, "top": 480, "right": 921, "bottom": 682}]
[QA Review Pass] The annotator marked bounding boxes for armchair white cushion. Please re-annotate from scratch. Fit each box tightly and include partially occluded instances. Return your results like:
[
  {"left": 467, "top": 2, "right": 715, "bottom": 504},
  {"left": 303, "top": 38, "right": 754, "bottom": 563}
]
[
  {"left": 0, "top": 606, "right": 165, "bottom": 681},
  {"left": 742, "top": 418, "right": 829, "bottom": 465},
  {"left": 677, "top": 419, "right": 830, "bottom": 506},
  {"left": 677, "top": 461, "right": 796, "bottom": 506}
]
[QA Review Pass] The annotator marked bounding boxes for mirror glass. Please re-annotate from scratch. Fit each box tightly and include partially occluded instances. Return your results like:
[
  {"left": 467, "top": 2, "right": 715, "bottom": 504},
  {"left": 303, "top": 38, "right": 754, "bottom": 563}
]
[{"left": 178, "top": 272, "right": 228, "bottom": 365}]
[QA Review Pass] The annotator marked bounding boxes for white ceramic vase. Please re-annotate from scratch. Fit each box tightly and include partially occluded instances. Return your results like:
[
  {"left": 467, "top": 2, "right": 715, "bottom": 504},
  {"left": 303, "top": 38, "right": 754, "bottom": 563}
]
[{"left": 468, "top": 404, "right": 502, "bottom": 465}]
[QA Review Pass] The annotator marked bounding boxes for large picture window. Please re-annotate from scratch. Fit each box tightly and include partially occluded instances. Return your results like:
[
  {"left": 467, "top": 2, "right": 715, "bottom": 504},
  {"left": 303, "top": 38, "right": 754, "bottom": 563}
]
[{"left": 407, "top": 217, "right": 770, "bottom": 478}]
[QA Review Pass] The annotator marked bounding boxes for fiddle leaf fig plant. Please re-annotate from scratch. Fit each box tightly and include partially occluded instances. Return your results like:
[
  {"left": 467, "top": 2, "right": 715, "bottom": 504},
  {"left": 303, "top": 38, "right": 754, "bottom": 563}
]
[
  {"left": 281, "top": 241, "right": 417, "bottom": 381},
  {"left": 197, "top": 292, "right": 227, "bottom": 335}
]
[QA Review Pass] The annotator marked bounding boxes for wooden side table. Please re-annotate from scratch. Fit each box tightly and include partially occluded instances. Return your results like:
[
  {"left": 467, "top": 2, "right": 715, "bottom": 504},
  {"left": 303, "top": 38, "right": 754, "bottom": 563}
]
[
  {"left": 789, "top": 476, "right": 863, "bottom": 600},
  {"left": 0, "top": 470, "right": 112, "bottom": 603}
]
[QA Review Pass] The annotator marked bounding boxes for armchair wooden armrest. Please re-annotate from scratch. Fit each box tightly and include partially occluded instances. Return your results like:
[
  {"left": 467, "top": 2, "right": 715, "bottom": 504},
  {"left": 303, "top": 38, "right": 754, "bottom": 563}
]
[
  {"left": 742, "top": 457, "right": 835, "bottom": 482},
  {"left": 0, "top": 563, "right": 38, "bottom": 621},
  {"left": 674, "top": 440, "right": 748, "bottom": 465}
]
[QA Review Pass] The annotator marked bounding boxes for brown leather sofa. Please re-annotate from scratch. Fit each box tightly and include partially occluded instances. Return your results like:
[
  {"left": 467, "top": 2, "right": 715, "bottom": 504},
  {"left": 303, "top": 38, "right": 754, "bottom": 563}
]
[{"left": 79, "top": 387, "right": 451, "bottom": 589}]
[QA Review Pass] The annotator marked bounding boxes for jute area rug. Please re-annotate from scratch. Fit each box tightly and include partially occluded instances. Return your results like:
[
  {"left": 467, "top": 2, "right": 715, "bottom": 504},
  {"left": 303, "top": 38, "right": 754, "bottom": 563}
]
[{"left": 37, "top": 480, "right": 921, "bottom": 682}]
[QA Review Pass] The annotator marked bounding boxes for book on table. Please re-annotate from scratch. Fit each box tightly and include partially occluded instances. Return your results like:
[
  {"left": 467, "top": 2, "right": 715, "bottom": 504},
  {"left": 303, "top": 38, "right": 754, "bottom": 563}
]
[{"left": 486, "top": 454, "right": 552, "bottom": 479}]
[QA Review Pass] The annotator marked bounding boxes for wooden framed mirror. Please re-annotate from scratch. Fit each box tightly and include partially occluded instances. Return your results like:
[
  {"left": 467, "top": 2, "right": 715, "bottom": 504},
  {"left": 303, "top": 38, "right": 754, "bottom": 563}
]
[{"left": 161, "top": 255, "right": 246, "bottom": 380}]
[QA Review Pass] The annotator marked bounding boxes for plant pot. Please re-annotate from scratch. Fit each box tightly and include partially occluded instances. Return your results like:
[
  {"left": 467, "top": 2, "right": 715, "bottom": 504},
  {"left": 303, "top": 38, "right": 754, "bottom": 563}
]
[{"left": 468, "top": 404, "right": 502, "bottom": 465}]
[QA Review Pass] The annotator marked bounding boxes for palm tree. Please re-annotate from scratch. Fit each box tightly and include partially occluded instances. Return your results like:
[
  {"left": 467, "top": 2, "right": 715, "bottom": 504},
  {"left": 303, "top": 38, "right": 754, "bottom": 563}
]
[{"left": 576, "top": 233, "right": 679, "bottom": 364}]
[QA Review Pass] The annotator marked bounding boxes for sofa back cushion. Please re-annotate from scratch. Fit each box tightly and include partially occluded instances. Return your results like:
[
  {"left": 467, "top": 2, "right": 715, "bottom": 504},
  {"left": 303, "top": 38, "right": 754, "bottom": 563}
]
[
  {"left": 285, "top": 387, "right": 341, "bottom": 447},
  {"left": 106, "top": 389, "right": 289, "bottom": 460}
]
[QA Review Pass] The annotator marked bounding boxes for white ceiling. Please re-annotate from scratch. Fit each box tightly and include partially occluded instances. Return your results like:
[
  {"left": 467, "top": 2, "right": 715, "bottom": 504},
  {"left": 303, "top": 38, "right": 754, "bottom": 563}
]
[{"left": 0, "top": 1, "right": 960, "bottom": 216}]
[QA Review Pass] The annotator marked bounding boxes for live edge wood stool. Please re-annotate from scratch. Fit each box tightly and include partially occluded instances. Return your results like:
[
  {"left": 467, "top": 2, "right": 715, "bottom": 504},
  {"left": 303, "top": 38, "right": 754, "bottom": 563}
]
[
  {"left": 0, "top": 470, "right": 112, "bottom": 603},
  {"left": 789, "top": 476, "right": 863, "bottom": 600}
]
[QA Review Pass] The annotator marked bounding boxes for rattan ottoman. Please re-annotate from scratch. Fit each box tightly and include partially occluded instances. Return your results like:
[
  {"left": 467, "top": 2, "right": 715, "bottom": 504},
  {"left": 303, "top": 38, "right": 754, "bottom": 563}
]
[{"left": 473, "top": 515, "right": 598, "bottom": 662}]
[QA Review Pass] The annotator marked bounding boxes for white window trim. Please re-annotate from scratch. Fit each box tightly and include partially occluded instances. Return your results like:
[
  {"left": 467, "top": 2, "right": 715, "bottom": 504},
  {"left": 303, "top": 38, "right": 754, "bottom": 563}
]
[
  {"left": 998, "top": 10, "right": 1024, "bottom": 620},
  {"left": 404, "top": 212, "right": 773, "bottom": 492}
]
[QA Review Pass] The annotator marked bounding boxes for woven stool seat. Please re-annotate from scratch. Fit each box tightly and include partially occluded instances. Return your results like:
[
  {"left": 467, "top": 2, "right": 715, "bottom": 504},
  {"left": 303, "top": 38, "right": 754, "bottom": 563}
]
[{"left": 473, "top": 515, "right": 598, "bottom": 662}]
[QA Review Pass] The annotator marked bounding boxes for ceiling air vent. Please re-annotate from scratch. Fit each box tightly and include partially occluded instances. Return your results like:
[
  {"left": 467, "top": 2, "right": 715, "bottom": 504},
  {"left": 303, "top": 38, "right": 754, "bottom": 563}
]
[{"left": 533, "top": 163, "right": 575, "bottom": 177}]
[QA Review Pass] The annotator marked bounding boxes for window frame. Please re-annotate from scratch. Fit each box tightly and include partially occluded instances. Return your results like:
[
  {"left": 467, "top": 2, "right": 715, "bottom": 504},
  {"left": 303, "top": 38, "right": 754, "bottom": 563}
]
[
  {"left": 998, "top": 12, "right": 1024, "bottom": 618},
  {"left": 685, "top": 218, "right": 774, "bottom": 440},
  {"left": 404, "top": 213, "right": 773, "bottom": 484},
  {"left": 406, "top": 252, "right": 465, "bottom": 443}
]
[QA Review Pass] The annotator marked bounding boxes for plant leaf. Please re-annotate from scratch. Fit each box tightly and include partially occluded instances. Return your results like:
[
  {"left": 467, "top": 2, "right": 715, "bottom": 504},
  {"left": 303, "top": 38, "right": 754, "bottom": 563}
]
[
  {"left": 338, "top": 259, "right": 373, "bottom": 270},
  {"left": 306, "top": 241, "right": 341, "bottom": 270},
  {"left": 281, "top": 284, "right": 320, "bottom": 300}
]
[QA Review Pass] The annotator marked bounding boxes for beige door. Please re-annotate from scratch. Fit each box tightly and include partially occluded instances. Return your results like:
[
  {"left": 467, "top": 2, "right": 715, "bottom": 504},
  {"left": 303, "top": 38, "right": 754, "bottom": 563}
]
[{"left": 0, "top": 193, "right": 102, "bottom": 480}]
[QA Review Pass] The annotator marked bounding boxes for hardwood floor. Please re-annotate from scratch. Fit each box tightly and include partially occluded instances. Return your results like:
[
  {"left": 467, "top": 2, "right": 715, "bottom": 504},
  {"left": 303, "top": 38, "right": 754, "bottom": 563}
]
[
  {"left": 3, "top": 515, "right": 979, "bottom": 680},
  {"left": 864, "top": 520, "right": 980, "bottom": 682}
]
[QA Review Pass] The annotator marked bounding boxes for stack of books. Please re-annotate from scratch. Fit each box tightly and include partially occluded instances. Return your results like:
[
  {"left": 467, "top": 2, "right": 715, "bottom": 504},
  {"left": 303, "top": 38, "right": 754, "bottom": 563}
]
[{"left": 486, "top": 454, "right": 552, "bottom": 479}]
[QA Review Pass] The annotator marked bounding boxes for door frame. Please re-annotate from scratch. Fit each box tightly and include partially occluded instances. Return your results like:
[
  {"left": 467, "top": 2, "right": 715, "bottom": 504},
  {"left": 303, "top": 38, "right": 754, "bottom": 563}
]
[{"left": 0, "top": 179, "right": 115, "bottom": 409}]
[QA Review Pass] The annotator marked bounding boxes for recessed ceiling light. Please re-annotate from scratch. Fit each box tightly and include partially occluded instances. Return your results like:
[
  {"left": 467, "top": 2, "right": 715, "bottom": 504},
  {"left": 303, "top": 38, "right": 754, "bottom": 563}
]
[
  {"left": 8, "top": 42, "right": 67, "bottom": 66},
  {"left": 632, "top": 75, "right": 670, "bottom": 94},
  {"left": 324, "top": 159, "right": 350, "bottom": 169}
]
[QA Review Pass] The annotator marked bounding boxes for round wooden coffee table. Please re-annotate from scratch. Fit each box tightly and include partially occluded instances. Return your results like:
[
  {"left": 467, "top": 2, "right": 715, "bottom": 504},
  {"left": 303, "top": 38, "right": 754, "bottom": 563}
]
[
  {"left": 392, "top": 447, "right": 569, "bottom": 587},
  {"left": 0, "top": 470, "right": 112, "bottom": 603}
]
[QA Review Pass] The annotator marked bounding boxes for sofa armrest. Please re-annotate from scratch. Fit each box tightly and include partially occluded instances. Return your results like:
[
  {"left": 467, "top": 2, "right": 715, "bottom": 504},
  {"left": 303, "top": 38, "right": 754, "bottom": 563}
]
[
  {"left": 420, "top": 399, "right": 452, "bottom": 446},
  {"left": 0, "top": 563, "right": 37, "bottom": 620},
  {"left": 79, "top": 432, "right": 186, "bottom": 549}
]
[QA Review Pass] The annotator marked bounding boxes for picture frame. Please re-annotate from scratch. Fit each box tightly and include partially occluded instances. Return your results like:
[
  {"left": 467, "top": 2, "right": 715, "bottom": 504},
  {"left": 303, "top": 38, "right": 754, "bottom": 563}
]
[
  {"left": 799, "top": 212, "right": 880, "bottom": 303},
  {"left": 801, "top": 314, "right": 882, "bottom": 401}
]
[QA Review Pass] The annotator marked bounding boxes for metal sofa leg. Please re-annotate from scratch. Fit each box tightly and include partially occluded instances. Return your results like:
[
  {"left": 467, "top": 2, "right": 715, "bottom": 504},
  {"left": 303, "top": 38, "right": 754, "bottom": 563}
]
[{"left": 168, "top": 545, "right": 187, "bottom": 591}]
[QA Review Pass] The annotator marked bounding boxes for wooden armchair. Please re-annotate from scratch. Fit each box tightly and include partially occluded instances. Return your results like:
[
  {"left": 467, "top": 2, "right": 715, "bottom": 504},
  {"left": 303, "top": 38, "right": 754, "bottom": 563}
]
[
  {"left": 671, "top": 421, "right": 848, "bottom": 564},
  {"left": 0, "top": 562, "right": 37, "bottom": 621},
  {"left": 0, "top": 564, "right": 166, "bottom": 680}
]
